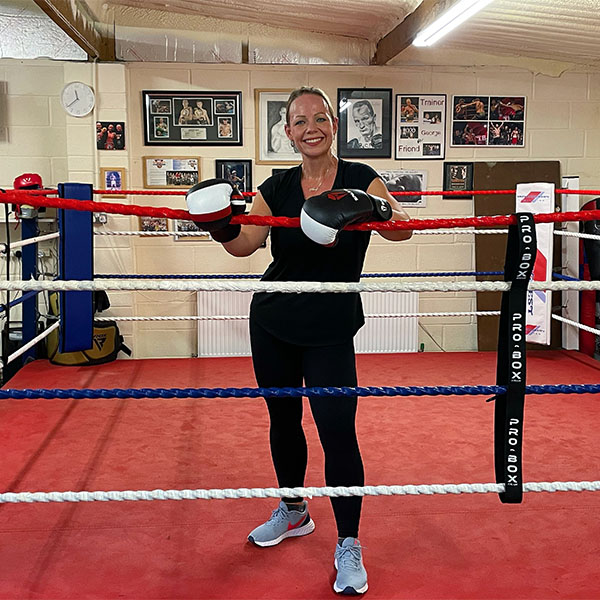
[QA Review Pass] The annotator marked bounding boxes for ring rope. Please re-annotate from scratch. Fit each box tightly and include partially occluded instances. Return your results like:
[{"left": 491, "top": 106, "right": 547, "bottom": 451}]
[
  {"left": 87, "top": 188, "right": 600, "bottom": 197},
  {"left": 0, "top": 232, "right": 59, "bottom": 253},
  {"left": 92, "top": 228, "right": 510, "bottom": 236},
  {"left": 0, "top": 321, "right": 59, "bottom": 367},
  {"left": 91, "top": 229, "right": 598, "bottom": 238},
  {"left": 555, "top": 230, "right": 600, "bottom": 241},
  {"left": 1, "top": 280, "right": 600, "bottom": 293},
  {"left": 1, "top": 382, "right": 599, "bottom": 400},
  {"left": 1, "top": 480, "right": 599, "bottom": 504},
  {"left": 3, "top": 190, "right": 600, "bottom": 231},
  {"left": 552, "top": 273, "right": 581, "bottom": 281},
  {"left": 552, "top": 314, "right": 600, "bottom": 336},
  {"left": 95, "top": 311, "right": 501, "bottom": 322},
  {"left": 94, "top": 271, "right": 504, "bottom": 280}
]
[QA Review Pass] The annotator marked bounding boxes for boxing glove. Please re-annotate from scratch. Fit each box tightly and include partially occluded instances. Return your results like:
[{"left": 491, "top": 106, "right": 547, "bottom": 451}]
[
  {"left": 300, "top": 189, "right": 392, "bottom": 247},
  {"left": 186, "top": 178, "right": 246, "bottom": 243}
]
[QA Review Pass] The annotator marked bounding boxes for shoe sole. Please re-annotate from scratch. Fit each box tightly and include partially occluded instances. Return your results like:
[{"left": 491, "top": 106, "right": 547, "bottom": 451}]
[
  {"left": 248, "top": 519, "right": 315, "bottom": 547},
  {"left": 333, "top": 558, "right": 368, "bottom": 595}
]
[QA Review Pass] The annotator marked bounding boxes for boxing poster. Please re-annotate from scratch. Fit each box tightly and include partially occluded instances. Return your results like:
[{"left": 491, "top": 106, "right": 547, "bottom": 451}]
[
  {"left": 395, "top": 94, "right": 446, "bottom": 160},
  {"left": 516, "top": 182, "right": 554, "bottom": 345},
  {"left": 451, "top": 96, "right": 526, "bottom": 147}
]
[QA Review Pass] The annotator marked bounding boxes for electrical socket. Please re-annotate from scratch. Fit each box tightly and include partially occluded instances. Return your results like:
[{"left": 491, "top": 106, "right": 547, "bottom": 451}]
[{"left": 93, "top": 213, "right": 108, "bottom": 224}]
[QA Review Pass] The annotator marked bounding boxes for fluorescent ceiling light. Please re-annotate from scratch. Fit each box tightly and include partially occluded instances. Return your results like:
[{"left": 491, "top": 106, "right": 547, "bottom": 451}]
[{"left": 413, "top": 0, "right": 494, "bottom": 47}]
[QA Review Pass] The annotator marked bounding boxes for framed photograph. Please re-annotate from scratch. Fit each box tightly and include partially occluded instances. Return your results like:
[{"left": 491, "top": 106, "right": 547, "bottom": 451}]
[
  {"left": 142, "top": 90, "right": 242, "bottom": 146},
  {"left": 138, "top": 216, "right": 169, "bottom": 232},
  {"left": 378, "top": 169, "right": 428, "bottom": 208},
  {"left": 337, "top": 88, "right": 392, "bottom": 159},
  {"left": 255, "top": 89, "right": 301, "bottom": 164},
  {"left": 96, "top": 121, "right": 125, "bottom": 150},
  {"left": 443, "top": 162, "right": 474, "bottom": 199},
  {"left": 215, "top": 159, "right": 252, "bottom": 197},
  {"left": 173, "top": 219, "right": 211, "bottom": 242},
  {"left": 142, "top": 156, "right": 200, "bottom": 189},
  {"left": 395, "top": 94, "right": 446, "bottom": 160},
  {"left": 451, "top": 95, "right": 526, "bottom": 147},
  {"left": 99, "top": 167, "right": 126, "bottom": 198}
]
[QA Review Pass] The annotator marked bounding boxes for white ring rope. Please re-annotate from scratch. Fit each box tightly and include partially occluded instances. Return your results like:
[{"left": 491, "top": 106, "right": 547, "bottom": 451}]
[
  {"left": 552, "top": 314, "right": 600, "bottom": 336},
  {"left": 1, "top": 280, "right": 600, "bottom": 293},
  {"left": 94, "top": 229, "right": 508, "bottom": 237},
  {"left": 555, "top": 230, "right": 600, "bottom": 241},
  {"left": 0, "top": 231, "right": 60, "bottom": 252},
  {"left": 97, "top": 311, "right": 501, "bottom": 323},
  {"left": 0, "top": 321, "right": 59, "bottom": 367},
  {"left": 94, "top": 230, "right": 210, "bottom": 237},
  {"left": 0, "top": 480, "right": 598, "bottom": 504}
]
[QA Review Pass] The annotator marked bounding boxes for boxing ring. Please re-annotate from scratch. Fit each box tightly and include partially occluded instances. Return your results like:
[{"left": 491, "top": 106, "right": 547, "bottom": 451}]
[{"left": 0, "top": 184, "right": 599, "bottom": 598}]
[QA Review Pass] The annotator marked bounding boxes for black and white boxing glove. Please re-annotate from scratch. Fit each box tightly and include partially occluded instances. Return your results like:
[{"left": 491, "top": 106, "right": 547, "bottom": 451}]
[
  {"left": 186, "top": 178, "right": 246, "bottom": 243},
  {"left": 300, "top": 189, "right": 392, "bottom": 247}
]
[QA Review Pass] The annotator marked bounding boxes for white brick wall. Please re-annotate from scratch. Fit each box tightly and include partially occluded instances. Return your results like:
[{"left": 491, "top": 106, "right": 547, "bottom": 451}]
[{"left": 1, "top": 60, "right": 599, "bottom": 356}]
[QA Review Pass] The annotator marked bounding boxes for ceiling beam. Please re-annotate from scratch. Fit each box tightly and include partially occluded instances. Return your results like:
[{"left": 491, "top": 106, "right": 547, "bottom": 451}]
[
  {"left": 33, "top": 0, "right": 115, "bottom": 61},
  {"left": 373, "top": 0, "right": 453, "bottom": 65}
]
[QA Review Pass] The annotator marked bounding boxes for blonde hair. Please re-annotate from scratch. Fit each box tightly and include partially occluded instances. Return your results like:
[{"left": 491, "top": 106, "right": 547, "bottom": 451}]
[{"left": 286, "top": 86, "right": 336, "bottom": 125}]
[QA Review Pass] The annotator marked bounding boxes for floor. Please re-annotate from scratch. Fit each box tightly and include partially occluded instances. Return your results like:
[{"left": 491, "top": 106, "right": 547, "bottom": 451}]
[{"left": 0, "top": 350, "right": 598, "bottom": 599}]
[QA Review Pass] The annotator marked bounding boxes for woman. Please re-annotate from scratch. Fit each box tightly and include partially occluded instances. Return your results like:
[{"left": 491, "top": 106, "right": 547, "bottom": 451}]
[{"left": 188, "top": 86, "right": 411, "bottom": 595}]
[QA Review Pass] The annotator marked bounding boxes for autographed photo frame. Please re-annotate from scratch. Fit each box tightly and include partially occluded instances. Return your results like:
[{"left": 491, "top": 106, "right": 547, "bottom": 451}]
[
  {"left": 395, "top": 94, "right": 446, "bottom": 160},
  {"left": 443, "top": 162, "right": 474, "bottom": 199},
  {"left": 215, "top": 160, "right": 253, "bottom": 197},
  {"left": 451, "top": 95, "right": 526, "bottom": 147},
  {"left": 255, "top": 89, "right": 301, "bottom": 164},
  {"left": 142, "top": 156, "right": 200, "bottom": 189},
  {"left": 99, "top": 167, "right": 126, "bottom": 198},
  {"left": 337, "top": 88, "right": 392, "bottom": 159},
  {"left": 143, "top": 91, "right": 242, "bottom": 146}
]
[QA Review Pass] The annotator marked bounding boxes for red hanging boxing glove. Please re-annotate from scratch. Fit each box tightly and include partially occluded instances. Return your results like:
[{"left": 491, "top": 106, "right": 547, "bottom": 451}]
[
  {"left": 300, "top": 188, "right": 392, "bottom": 247},
  {"left": 185, "top": 178, "right": 246, "bottom": 243}
]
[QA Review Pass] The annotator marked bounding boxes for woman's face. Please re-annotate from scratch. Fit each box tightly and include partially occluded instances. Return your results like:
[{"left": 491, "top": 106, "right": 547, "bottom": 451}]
[{"left": 285, "top": 94, "right": 337, "bottom": 158}]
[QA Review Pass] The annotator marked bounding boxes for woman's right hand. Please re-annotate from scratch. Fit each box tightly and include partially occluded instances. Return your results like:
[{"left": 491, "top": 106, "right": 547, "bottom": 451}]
[{"left": 186, "top": 178, "right": 246, "bottom": 243}]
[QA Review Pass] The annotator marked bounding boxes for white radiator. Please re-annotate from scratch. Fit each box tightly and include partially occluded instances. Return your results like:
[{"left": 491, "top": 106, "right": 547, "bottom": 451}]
[{"left": 196, "top": 291, "right": 419, "bottom": 357}]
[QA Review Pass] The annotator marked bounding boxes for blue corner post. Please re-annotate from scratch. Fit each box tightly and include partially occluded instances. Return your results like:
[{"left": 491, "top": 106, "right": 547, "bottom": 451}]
[
  {"left": 58, "top": 183, "right": 93, "bottom": 353},
  {"left": 20, "top": 215, "right": 39, "bottom": 362}
]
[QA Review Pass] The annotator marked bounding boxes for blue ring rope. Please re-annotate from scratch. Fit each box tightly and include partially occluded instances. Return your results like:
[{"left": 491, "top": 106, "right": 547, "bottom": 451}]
[
  {"left": 552, "top": 272, "right": 581, "bottom": 281},
  {"left": 0, "top": 290, "right": 40, "bottom": 313},
  {"left": 1, "top": 383, "right": 599, "bottom": 400}
]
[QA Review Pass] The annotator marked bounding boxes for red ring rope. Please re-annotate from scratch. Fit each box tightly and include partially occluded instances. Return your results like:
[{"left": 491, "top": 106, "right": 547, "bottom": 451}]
[{"left": 2, "top": 189, "right": 600, "bottom": 231}]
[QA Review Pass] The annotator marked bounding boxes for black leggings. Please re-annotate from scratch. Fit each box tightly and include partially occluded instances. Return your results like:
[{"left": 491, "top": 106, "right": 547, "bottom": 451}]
[{"left": 250, "top": 320, "right": 364, "bottom": 539}]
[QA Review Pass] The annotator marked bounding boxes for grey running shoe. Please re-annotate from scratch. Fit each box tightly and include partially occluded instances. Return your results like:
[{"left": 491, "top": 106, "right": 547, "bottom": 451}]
[
  {"left": 333, "top": 537, "right": 368, "bottom": 595},
  {"left": 248, "top": 500, "right": 315, "bottom": 547}
]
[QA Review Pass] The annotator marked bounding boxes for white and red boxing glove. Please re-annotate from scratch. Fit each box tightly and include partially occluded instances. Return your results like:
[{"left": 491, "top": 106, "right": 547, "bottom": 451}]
[
  {"left": 300, "top": 189, "right": 392, "bottom": 247},
  {"left": 186, "top": 178, "right": 246, "bottom": 243}
]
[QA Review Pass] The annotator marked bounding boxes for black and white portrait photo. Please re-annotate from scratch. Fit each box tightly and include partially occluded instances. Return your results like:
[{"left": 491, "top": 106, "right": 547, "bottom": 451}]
[
  {"left": 346, "top": 99, "right": 383, "bottom": 150},
  {"left": 338, "top": 88, "right": 392, "bottom": 159},
  {"left": 268, "top": 101, "right": 296, "bottom": 155},
  {"left": 255, "top": 90, "right": 300, "bottom": 164},
  {"left": 378, "top": 169, "right": 427, "bottom": 207}
]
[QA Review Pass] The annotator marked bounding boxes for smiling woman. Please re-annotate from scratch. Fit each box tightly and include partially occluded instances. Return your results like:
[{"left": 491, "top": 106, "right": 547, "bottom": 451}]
[{"left": 182, "top": 85, "right": 411, "bottom": 596}]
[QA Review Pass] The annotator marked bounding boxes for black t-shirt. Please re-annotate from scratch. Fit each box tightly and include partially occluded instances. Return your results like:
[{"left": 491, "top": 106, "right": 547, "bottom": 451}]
[{"left": 250, "top": 159, "right": 380, "bottom": 346}]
